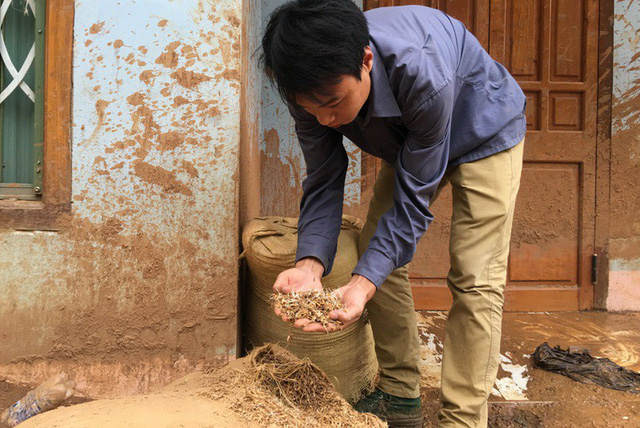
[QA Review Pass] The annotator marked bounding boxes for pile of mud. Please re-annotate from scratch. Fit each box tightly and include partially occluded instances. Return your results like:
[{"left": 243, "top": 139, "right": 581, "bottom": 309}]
[{"left": 17, "top": 344, "right": 385, "bottom": 428}]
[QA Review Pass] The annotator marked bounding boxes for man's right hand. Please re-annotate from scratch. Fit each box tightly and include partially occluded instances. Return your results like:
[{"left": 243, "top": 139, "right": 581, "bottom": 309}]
[{"left": 272, "top": 257, "right": 324, "bottom": 322}]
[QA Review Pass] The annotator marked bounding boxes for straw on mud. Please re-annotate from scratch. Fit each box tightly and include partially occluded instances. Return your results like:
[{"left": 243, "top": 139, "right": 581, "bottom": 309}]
[
  {"left": 201, "top": 344, "right": 386, "bottom": 428},
  {"left": 251, "top": 343, "right": 333, "bottom": 409},
  {"left": 272, "top": 290, "right": 346, "bottom": 328}
]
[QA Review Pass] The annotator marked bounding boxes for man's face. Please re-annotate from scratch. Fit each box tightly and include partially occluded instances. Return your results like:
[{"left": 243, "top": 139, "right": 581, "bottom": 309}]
[{"left": 296, "top": 47, "right": 373, "bottom": 128}]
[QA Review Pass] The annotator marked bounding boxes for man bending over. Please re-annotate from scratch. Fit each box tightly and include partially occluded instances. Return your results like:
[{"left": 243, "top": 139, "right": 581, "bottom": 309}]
[{"left": 261, "top": 1, "right": 526, "bottom": 427}]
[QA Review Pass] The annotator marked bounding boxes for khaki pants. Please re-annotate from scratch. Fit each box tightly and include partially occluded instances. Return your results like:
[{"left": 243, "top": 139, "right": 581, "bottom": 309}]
[{"left": 359, "top": 140, "right": 524, "bottom": 428}]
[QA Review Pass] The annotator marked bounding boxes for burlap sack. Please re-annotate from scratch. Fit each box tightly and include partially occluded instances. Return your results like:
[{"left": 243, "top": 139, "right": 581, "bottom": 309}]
[{"left": 241, "top": 215, "right": 378, "bottom": 403}]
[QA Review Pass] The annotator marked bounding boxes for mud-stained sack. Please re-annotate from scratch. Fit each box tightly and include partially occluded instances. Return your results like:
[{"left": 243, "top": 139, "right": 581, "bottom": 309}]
[{"left": 241, "top": 216, "right": 378, "bottom": 403}]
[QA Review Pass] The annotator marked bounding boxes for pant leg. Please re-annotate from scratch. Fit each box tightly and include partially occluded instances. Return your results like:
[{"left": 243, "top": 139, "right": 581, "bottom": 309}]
[
  {"left": 359, "top": 160, "right": 421, "bottom": 399},
  {"left": 438, "top": 141, "right": 524, "bottom": 428}
]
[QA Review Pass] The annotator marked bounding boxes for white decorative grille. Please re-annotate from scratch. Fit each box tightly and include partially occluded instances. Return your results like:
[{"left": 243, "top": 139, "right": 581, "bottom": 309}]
[{"left": 0, "top": 0, "right": 36, "bottom": 104}]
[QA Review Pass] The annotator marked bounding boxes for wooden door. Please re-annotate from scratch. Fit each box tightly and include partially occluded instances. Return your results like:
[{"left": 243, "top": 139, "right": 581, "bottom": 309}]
[{"left": 364, "top": 0, "right": 598, "bottom": 311}]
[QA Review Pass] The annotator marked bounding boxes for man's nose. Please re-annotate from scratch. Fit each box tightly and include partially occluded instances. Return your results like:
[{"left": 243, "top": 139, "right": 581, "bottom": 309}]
[{"left": 317, "top": 111, "right": 335, "bottom": 126}]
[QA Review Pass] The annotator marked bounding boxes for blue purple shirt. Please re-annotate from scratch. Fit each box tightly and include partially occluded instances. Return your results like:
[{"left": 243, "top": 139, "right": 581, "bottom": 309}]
[{"left": 290, "top": 5, "right": 526, "bottom": 288}]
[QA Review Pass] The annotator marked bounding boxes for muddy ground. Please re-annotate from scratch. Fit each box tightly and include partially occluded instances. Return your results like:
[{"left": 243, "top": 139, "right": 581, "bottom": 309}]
[
  {"left": 419, "top": 311, "right": 640, "bottom": 427},
  {"left": 2, "top": 311, "right": 639, "bottom": 427},
  {"left": 421, "top": 369, "right": 640, "bottom": 427},
  {"left": 3, "top": 369, "right": 636, "bottom": 427}
]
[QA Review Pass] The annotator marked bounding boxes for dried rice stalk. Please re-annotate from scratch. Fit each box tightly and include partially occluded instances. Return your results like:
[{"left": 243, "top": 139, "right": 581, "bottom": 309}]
[
  {"left": 272, "top": 290, "right": 346, "bottom": 328},
  {"left": 251, "top": 343, "right": 333, "bottom": 409},
  {"left": 201, "top": 344, "right": 385, "bottom": 428}
]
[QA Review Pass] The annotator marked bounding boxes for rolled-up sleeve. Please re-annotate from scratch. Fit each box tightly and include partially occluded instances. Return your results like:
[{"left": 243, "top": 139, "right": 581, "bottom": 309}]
[
  {"left": 353, "top": 80, "right": 454, "bottom": 287},
  {"left": 289, "top": 104, "right": 347, "bottom": 276}
]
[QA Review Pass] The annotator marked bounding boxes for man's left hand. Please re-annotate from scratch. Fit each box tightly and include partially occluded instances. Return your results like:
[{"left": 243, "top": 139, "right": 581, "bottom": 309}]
[{"left": 296, "top": 274, "right": 377, "bottom": 332}]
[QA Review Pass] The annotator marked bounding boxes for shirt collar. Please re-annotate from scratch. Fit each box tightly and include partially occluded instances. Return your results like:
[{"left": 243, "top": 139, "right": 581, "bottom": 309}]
[{"left": 362, "top": 41, "right": 402, "bottom": 127}]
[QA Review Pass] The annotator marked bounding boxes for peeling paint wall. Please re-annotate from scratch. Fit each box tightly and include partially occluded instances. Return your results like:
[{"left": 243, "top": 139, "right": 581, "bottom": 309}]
[
  {"left": 0, "top": 0, "right": 242, "bottom": 397},
  {"left": 607, "top": 0, "right": 640, "bottom": 311}
]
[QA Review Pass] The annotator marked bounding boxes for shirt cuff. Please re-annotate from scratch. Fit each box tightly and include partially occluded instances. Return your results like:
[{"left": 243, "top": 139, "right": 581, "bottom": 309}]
[
  {"left": 295, "top": 235, "right": 336, "bottom": 276},
  {"left": 352, "top": 247, "right": 397, "bottom": 288}
]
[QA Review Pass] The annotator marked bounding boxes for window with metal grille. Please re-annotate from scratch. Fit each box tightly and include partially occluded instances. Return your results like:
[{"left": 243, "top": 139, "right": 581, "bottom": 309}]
[{"left": 0, "top": 0, "right": 44, "bottom": 200}]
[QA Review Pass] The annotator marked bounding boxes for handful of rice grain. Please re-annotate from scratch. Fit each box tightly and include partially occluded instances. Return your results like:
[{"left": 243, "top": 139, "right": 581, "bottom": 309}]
[{"left": 272, "top": 289, "right": 346, "bottom": 328}]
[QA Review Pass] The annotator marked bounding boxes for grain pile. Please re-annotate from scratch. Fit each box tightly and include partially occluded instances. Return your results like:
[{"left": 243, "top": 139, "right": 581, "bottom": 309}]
[
  {"left": 272, "top": 290, "right": 346, "bottom": 328},
  {"left": 202, "top": 344, "right": 386, "bottom": 428}
]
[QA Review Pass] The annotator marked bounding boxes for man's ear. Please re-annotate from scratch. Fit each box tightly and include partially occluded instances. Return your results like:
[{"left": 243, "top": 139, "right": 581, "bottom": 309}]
[{"left": 363, "top": 46, "right": 373, "bottom": 72}]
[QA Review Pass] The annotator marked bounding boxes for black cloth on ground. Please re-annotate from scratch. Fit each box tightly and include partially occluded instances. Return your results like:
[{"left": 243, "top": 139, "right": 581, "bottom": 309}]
[{"left": 532, "top": 342, "right": 640, "bottom": 393}]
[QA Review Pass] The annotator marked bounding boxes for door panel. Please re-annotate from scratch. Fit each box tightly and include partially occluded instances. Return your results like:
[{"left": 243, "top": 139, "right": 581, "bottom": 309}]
[
  {"left": 509, "top": 163, "right": 580, "bottom": 283},
  {"left": 492, "top": 0, "right": 543, "bottom": 82},
  {"left": 364, "top": 0, "right": 598, "bottom": 310},
  {"left": 432, "top": 0, "right": 490, "bottom": 49},
  {"left": 365, "top": 0, "right": 490, "bottom": 49}
]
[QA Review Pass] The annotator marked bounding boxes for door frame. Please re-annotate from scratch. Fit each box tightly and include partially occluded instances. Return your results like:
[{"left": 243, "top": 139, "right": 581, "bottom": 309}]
[{"left": 594, "top": 0, "right": 614, "bottom": 310}]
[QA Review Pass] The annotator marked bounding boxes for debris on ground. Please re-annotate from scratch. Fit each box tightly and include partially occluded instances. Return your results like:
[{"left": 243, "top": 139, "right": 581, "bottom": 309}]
[
  {"left": 272, "top": 289, "right": 346, "bottom": 328},
  {"left": 532, "top": 342, "right": 640, "bottom": 393},
  {"left": 15, "top": 344, "right": 385, "bottom": 428},
  {"left": 202, "top": 343, "right": 385, "bottom": 427},
  {"left": 1, "top": 373, "right": 76, "bottom": 427}
]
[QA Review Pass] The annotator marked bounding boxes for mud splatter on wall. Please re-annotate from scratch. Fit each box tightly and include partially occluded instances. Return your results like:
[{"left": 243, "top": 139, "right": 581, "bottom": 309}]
[
  {"left": 0, "top": 0, "right": 242, "bottom": 397},
  {"left": 607, "top": 0, "right": 640, "bottom": 310}
]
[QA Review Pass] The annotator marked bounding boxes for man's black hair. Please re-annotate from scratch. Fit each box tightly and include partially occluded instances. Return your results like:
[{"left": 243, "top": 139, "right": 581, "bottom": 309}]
[{"left": 261, "top": 0, "right": 370, "bottom": 104}]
